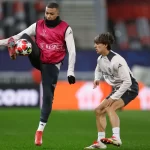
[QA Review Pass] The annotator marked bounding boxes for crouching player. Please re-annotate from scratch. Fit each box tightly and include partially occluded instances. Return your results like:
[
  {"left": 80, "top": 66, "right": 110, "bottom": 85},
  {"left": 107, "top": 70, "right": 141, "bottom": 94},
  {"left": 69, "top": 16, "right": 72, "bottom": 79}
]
[{"left": 85, "top": 32, "right": 139, "bottom": 149}]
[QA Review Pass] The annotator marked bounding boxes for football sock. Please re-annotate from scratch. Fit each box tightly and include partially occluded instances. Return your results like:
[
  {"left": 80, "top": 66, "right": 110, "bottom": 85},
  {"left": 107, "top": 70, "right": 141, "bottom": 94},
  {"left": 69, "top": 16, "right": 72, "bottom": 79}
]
[
  {"left": 97, "top": 132, "right": 105, "bottom": 141},
  {"left": 112, "top": 127, "right": 120, "bottom": 139},
  {"left": 37, "top": 121, "right": 46, "bottom": 131}
]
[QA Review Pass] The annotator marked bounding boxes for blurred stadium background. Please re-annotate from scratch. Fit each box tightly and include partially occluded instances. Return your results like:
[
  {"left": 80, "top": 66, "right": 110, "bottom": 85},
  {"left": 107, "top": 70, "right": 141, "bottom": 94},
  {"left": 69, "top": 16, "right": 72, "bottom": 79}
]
[
  {"left": 0, "top": 0, "right": 150, "bottom": 150},
  {"left": 0, "top": 0, "right": 150, "bottom": 110}
]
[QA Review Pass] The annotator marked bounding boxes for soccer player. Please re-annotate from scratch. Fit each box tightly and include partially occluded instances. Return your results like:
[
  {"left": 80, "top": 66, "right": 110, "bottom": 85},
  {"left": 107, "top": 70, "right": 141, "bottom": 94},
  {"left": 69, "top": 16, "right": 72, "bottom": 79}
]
[
  {"left": 84, "top": 32, "right": 139, "bottom": 149},
  {"left": 0, "top": 2, "right": 76, "bottom": 146}
]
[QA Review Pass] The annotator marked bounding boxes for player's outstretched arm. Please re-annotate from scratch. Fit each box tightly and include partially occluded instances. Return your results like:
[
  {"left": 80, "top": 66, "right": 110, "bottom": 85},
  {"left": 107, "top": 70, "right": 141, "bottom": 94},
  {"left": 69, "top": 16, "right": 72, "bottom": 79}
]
[
  {"left": 0, "top": 23, "right": 36, "bottom": 47},
  {"left": 65, "top": 26, "right": 76, "bottom": 84}
]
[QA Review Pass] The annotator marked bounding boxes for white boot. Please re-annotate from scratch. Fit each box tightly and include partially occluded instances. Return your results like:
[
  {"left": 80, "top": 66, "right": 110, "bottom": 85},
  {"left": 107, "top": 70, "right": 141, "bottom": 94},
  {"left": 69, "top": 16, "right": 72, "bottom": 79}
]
[{"left": 84, "top": 141, "right": 107, "bottom": 149}]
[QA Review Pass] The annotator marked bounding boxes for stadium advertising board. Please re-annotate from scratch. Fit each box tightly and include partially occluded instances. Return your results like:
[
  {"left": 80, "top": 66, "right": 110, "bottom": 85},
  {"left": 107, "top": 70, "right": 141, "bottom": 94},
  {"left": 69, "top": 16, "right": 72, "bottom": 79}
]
[
  {"left": 40, "top": 81, "right": 150, "bottom": 110},
  {"left": 0, "top": 83, "right": 39, "bottom": 107}
]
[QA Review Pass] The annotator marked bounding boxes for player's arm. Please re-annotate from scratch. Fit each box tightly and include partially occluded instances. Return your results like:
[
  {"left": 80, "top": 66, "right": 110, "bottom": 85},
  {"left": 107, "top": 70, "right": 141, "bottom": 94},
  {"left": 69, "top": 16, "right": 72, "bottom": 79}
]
[
  {"left": 0, "top": 23, "right": 36, "bottom": 46},
  {"left": 110, "top": 59, "right": 132, "bottom": 100},
  {"left": 65, "top": 26, "right": 76, "bottom": 84},
  {"left": 93, "top": 57, "right": 102, "bottom": 89}
]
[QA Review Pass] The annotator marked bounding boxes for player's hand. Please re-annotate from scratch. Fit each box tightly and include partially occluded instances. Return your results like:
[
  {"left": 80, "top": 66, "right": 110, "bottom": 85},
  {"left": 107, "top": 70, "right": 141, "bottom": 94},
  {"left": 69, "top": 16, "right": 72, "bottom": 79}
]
[
  {"left": 68, "top": 75, "right": 76, "bottom": 84},
  {"left": 93, "top": 80, "right": 100, "bottom": 89}
]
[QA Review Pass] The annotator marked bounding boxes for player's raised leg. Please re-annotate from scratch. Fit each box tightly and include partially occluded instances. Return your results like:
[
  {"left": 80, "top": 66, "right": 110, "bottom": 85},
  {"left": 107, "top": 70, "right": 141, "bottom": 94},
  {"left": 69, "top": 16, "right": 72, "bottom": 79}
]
[
  {"left": 101, "top": 99, "right": 124, "bottom": 146},
  {"left": 84, "top": 99, "right": 111, "bottom": 149},
  {"left": 7, "top": 33, "right": 41, "bottom": 71},
  {"left": 19, "top": 33, "right": 41, "bottom": 70}
]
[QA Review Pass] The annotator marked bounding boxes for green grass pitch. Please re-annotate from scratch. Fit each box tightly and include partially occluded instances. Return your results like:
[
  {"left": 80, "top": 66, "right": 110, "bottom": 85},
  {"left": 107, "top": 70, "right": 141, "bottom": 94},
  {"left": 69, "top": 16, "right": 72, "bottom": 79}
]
[{"left": 0, "top": 108, "right": 150, "bottom": 150}]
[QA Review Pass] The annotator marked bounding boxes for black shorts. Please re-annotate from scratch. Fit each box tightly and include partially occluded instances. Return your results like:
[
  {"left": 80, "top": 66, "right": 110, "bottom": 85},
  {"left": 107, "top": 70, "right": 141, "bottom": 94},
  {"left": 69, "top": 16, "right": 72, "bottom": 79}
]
[{"left": 106, "top": 89, "right": 139, "bottom": 106}]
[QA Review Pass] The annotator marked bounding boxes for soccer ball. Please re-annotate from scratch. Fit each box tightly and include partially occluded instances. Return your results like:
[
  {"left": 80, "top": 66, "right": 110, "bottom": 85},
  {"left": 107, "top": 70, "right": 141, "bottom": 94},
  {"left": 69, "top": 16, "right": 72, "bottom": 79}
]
[{"left": 15, "top": 39, "right": 32, "bottom": 56}]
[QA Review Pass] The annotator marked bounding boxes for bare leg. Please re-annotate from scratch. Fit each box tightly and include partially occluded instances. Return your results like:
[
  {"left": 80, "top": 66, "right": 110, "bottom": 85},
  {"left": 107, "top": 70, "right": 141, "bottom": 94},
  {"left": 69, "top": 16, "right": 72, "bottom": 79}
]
[
  {"left": 107, "top": 109, "right": 120, "bottom": 128},
  {"left": 97, "top": 113, "right": 106, "bottom": 131},
  {"left": 95, "top": 99, "right": 110, "bottom": 141},
  {"left": 95, "top": 109, "right": 106, "bottom": 132},
  {"left": 106, "top": 99, "right": 125, "bottom": 140},
  {"left": 84, "top": 100, "right": 110, "bottom": 149},
  {"left": 106, "top": 99, "right": 124, "bottom": 128}
]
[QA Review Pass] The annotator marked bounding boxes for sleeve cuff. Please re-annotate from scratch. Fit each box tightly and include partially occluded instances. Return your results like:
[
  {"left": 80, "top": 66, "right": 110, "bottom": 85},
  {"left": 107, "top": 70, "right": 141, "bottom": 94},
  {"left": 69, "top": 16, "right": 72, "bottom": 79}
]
[{"left": 67, "top": 70, "right": 75, "bottom": 77}]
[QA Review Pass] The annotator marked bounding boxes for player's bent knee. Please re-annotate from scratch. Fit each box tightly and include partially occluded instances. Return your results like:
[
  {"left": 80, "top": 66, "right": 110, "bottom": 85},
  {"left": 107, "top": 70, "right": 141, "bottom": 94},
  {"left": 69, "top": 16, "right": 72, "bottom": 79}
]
[
  {"left": 95, "top": 107, "right": 104, "bottom": 116},
  {"left": 105, "top": 100, "right": 125, "bottom": 113},
  {"left": 94, "top": 107, "right": 99, "bottom": 115}
]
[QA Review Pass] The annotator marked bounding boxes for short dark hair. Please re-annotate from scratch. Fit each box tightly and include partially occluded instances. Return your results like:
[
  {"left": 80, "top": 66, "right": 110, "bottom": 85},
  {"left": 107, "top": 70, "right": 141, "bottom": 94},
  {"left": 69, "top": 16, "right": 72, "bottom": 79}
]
[
  {"left": 46, "top": 2, "right": 59, "bottom": 9},
  {"left": 94, "top": 32, "right": 115, "bottom": 50}
]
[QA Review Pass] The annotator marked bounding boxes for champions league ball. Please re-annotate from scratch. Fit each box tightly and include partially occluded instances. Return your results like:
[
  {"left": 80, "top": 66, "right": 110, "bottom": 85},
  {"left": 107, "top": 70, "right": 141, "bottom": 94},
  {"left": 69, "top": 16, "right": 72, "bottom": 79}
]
[{"left": 15, "top": 39, "right": 32, "bottom": 56}]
